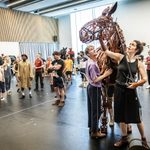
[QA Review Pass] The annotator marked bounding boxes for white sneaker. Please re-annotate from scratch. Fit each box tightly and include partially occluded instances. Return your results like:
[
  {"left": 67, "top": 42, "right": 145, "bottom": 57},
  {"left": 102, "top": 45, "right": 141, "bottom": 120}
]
[
  {"left": 146, "top": 85, "right": 150, "bottom": 89},
  {"left": 1, "top": 97, "right": 5, "bottom": 101}
]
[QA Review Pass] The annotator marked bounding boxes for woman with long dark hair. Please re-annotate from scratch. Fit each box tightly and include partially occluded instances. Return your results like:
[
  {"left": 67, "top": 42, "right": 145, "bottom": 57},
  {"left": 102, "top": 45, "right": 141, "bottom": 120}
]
[{"left": 104, "top": 40, "right": 149, "bottom": 148}]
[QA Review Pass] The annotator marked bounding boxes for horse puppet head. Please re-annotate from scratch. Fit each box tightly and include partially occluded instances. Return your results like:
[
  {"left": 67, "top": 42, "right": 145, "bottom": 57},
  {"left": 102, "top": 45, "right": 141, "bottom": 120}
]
[
  {"left": 79, "top": 2, "right": 126, "bottom": 81},
  {"left": 79, "top": 2, "right": 126, "bottom": 53}
]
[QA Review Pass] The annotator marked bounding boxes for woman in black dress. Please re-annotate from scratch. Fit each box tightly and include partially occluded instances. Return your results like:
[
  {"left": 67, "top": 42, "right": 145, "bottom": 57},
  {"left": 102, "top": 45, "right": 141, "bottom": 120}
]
[{"left": 104, "top": 40, "right": 149, "bottom": 148}]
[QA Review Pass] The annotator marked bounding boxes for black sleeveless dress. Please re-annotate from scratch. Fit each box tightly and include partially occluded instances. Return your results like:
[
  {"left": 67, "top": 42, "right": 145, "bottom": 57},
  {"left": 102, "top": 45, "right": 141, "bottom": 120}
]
[{"left": 114, "top": 56, "right": 142, "bottom": 123}]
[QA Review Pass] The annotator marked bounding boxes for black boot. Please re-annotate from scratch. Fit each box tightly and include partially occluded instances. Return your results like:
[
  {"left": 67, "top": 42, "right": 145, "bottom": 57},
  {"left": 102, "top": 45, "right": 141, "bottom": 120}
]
[
  {"left": 17, "top": 88, "right": 21, "bottom": 93},
  {"left": 29, "top": 94, "right": 32, "bottom": 98},
  {"left": 20, "top": 95, "right": 25, "bottom": 99}
]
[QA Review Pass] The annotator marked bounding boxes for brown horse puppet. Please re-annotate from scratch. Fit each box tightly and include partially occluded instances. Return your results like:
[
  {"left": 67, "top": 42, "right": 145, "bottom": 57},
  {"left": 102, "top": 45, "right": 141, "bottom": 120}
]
[{"left": 79, "top": 2, "right": 127, "bottom": 133}]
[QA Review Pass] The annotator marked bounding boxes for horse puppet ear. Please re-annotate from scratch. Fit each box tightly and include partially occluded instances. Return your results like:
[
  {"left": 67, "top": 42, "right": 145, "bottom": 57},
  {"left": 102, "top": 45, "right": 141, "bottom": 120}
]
[{"left": 108, "top": 2, "right": 118, "bottom": 16}]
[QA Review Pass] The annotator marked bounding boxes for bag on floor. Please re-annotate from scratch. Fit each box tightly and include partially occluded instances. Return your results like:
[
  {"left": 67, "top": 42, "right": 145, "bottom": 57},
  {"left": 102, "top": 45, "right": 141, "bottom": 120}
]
[{"left": 128, "top": 138, "right": 150, "bottom": 150}]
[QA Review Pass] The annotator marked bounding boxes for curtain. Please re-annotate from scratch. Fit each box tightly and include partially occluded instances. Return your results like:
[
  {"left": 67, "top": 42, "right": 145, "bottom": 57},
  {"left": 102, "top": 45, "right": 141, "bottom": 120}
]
[{"left": 19, "top": 42, "right": 58, "bottom": 64}]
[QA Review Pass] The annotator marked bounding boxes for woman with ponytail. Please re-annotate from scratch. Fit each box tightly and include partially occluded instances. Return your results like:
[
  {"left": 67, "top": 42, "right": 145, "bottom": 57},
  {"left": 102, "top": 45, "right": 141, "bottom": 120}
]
[{"left": 103, "top": 40, "right": 149, "bottom": 148}]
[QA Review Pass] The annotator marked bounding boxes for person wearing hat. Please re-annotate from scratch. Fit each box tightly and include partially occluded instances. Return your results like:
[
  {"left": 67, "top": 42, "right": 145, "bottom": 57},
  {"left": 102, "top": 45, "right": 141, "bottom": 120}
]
[{"left": 18, "top": 54, "right": 33, "bottom": 99}]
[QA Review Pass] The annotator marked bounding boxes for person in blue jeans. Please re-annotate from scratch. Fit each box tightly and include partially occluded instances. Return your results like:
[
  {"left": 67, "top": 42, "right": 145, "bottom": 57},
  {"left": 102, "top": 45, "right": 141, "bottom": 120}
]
[{"left": 3, "top": 56, "right": 12, "bottom": 96}]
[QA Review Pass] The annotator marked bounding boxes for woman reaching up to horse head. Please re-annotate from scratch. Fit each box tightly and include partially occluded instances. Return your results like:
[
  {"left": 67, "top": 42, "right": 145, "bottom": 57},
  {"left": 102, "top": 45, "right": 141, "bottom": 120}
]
[{"left": 102, "top": 40, "right": 149, "bottom": 148}]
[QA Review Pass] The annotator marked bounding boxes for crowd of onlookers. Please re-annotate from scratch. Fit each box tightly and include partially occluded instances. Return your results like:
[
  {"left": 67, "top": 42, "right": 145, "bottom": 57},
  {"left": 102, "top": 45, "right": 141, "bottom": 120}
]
[
  {"left": 0, "top": 48, "right": 150, "bottom": 104},
  {"left": 0, "top": 48, "right": 90, "bottom": 104}
]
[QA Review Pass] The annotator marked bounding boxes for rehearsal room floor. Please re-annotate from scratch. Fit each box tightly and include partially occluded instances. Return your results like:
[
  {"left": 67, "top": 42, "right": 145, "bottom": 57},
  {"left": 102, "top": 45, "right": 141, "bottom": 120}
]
[{"left": 0, "top": 74, "right": 150, "bottom": 150}]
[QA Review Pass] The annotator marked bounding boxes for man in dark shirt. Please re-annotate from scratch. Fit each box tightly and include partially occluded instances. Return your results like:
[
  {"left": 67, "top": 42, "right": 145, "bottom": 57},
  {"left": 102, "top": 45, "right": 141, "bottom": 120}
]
[{"left": 51, "top": 51, "right": 65, "bottom": 107}]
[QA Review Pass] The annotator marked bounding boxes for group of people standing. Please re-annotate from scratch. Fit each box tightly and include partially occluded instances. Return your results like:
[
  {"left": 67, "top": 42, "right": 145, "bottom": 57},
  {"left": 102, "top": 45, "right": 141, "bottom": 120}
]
[
  {"left": 0, "top": 48, "right": 75, "bottom": 109},
  {"left": 85, "top": 40, "right": 150, "bottom": 148}
]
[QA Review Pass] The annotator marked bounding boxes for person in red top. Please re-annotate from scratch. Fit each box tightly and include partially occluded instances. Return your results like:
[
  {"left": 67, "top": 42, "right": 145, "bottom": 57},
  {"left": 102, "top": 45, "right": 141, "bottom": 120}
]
[
  {"left": 34, "top": 53, "right": 44, "bottom": 91},
  {"left": 145, "top": 50, "right": 150, "bottom": 89}
]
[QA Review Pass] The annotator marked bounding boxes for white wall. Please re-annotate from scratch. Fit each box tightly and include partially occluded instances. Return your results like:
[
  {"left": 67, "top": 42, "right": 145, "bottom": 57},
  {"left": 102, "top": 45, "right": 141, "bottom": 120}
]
[
  {"left": 58, "top": 15, "right": 72, "bottom": 50},
  {"left": 115, "top": 0, "right": 150, "bottom": 55},
  {"left": 0, "top": 42, "right": 20, "bottom": 57}
]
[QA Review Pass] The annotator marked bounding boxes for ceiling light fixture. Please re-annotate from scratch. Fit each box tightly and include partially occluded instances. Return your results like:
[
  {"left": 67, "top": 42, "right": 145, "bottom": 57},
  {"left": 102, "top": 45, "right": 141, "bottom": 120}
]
[
  {"left": 7, "top": 0, "right": 27, "bottom": 7},
  {"left": 10, "top": 0, "right": 44, "bottom": 9}
]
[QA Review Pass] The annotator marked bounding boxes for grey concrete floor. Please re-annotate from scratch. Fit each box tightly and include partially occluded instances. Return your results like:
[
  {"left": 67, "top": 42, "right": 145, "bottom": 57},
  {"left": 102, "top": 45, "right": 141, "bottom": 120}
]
[{"left": 0, "top": 74, "right": 150, "bottom": 150}]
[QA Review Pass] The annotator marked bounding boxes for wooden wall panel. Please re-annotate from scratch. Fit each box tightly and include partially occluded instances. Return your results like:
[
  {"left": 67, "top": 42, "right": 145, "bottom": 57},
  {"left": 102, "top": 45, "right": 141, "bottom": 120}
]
[{"left": 0, "top": 8, "right": 58, "bottom": 42}]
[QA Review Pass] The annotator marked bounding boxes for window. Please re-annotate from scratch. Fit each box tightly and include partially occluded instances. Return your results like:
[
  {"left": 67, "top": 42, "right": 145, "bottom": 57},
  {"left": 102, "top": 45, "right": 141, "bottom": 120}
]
[{"left": 70, "top": 4, "right": 112, "bottom": 55}]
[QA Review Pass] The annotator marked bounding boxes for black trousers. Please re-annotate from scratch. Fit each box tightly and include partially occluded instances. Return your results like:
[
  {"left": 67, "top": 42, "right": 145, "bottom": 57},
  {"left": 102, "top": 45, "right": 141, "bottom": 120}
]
[
  {"left": 87, "top": 84, "right": 101, "bottom": 132},
  {"left": 35, "top": 71, "right": 44, "bottom": 89}
]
